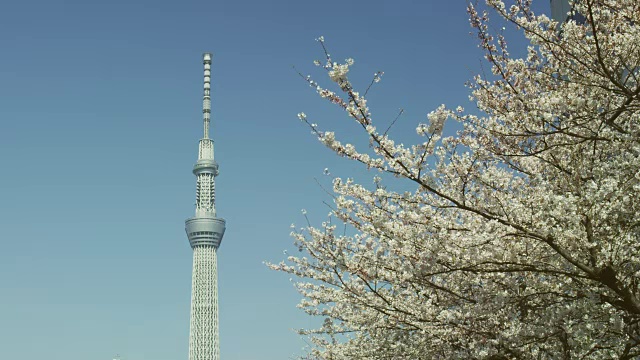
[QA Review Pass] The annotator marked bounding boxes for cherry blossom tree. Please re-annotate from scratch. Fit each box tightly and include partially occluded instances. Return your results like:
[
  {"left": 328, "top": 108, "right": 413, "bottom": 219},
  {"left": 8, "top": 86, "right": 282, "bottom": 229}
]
[{"left": 270, "top": 0, "right": 640, "bottom": 358}]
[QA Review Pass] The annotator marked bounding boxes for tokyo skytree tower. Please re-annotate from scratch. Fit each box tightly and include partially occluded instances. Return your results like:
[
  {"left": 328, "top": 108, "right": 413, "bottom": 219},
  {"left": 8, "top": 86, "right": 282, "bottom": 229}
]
[{"left": 185, "top": 53, "right": 226, "bottom": 360}]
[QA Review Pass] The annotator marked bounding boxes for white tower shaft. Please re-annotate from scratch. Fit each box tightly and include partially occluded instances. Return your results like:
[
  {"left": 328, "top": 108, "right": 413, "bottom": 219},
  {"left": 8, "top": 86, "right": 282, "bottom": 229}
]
[
  {"left": 189, "top": 247, "right": 219, "bottom": 360},
  {"left": 185, "top": 52, "right": 226, "bottom": 360}
]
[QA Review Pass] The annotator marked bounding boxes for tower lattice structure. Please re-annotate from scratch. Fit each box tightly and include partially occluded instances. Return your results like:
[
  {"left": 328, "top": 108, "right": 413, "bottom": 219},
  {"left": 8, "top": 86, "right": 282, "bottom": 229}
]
[{"left": 185, "top": 52, "right": 226, "bottom": 360}]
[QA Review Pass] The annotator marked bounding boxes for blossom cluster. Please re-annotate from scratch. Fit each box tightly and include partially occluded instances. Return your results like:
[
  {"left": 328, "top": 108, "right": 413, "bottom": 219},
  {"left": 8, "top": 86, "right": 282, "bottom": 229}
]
[{"left": 270, "top": 1, "right": 640, "bottom": 358}]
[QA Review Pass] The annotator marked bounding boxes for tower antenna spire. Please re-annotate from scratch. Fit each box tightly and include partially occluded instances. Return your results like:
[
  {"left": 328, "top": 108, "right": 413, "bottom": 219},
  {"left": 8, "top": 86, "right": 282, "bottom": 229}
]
[{"left": 202, "top": 53, "right": 212, "bottom": 139}]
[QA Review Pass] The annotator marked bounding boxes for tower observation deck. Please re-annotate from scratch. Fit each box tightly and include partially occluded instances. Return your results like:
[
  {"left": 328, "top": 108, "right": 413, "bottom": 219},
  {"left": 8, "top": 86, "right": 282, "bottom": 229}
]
[{"left": 185, "top": 52, "right": 226, "bottom": 360}]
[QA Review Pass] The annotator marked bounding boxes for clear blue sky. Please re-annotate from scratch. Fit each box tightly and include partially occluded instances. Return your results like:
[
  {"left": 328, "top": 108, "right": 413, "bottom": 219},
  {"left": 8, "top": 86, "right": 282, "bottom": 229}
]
[{"left": 0, "top": 1, "right": 549, "bottom": 359}]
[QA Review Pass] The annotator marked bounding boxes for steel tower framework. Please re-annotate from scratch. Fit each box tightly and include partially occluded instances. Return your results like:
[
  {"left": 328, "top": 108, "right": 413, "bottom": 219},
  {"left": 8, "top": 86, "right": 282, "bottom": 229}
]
[{"left": 185, "top": 53, "right": 226, "bottom": 360}]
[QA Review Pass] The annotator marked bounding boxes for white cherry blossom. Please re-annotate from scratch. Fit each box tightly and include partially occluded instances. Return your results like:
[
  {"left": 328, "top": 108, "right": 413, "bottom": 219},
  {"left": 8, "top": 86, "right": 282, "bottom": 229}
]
[{"left": 270, "top": 1, "right": 640, "bottom": 358}]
